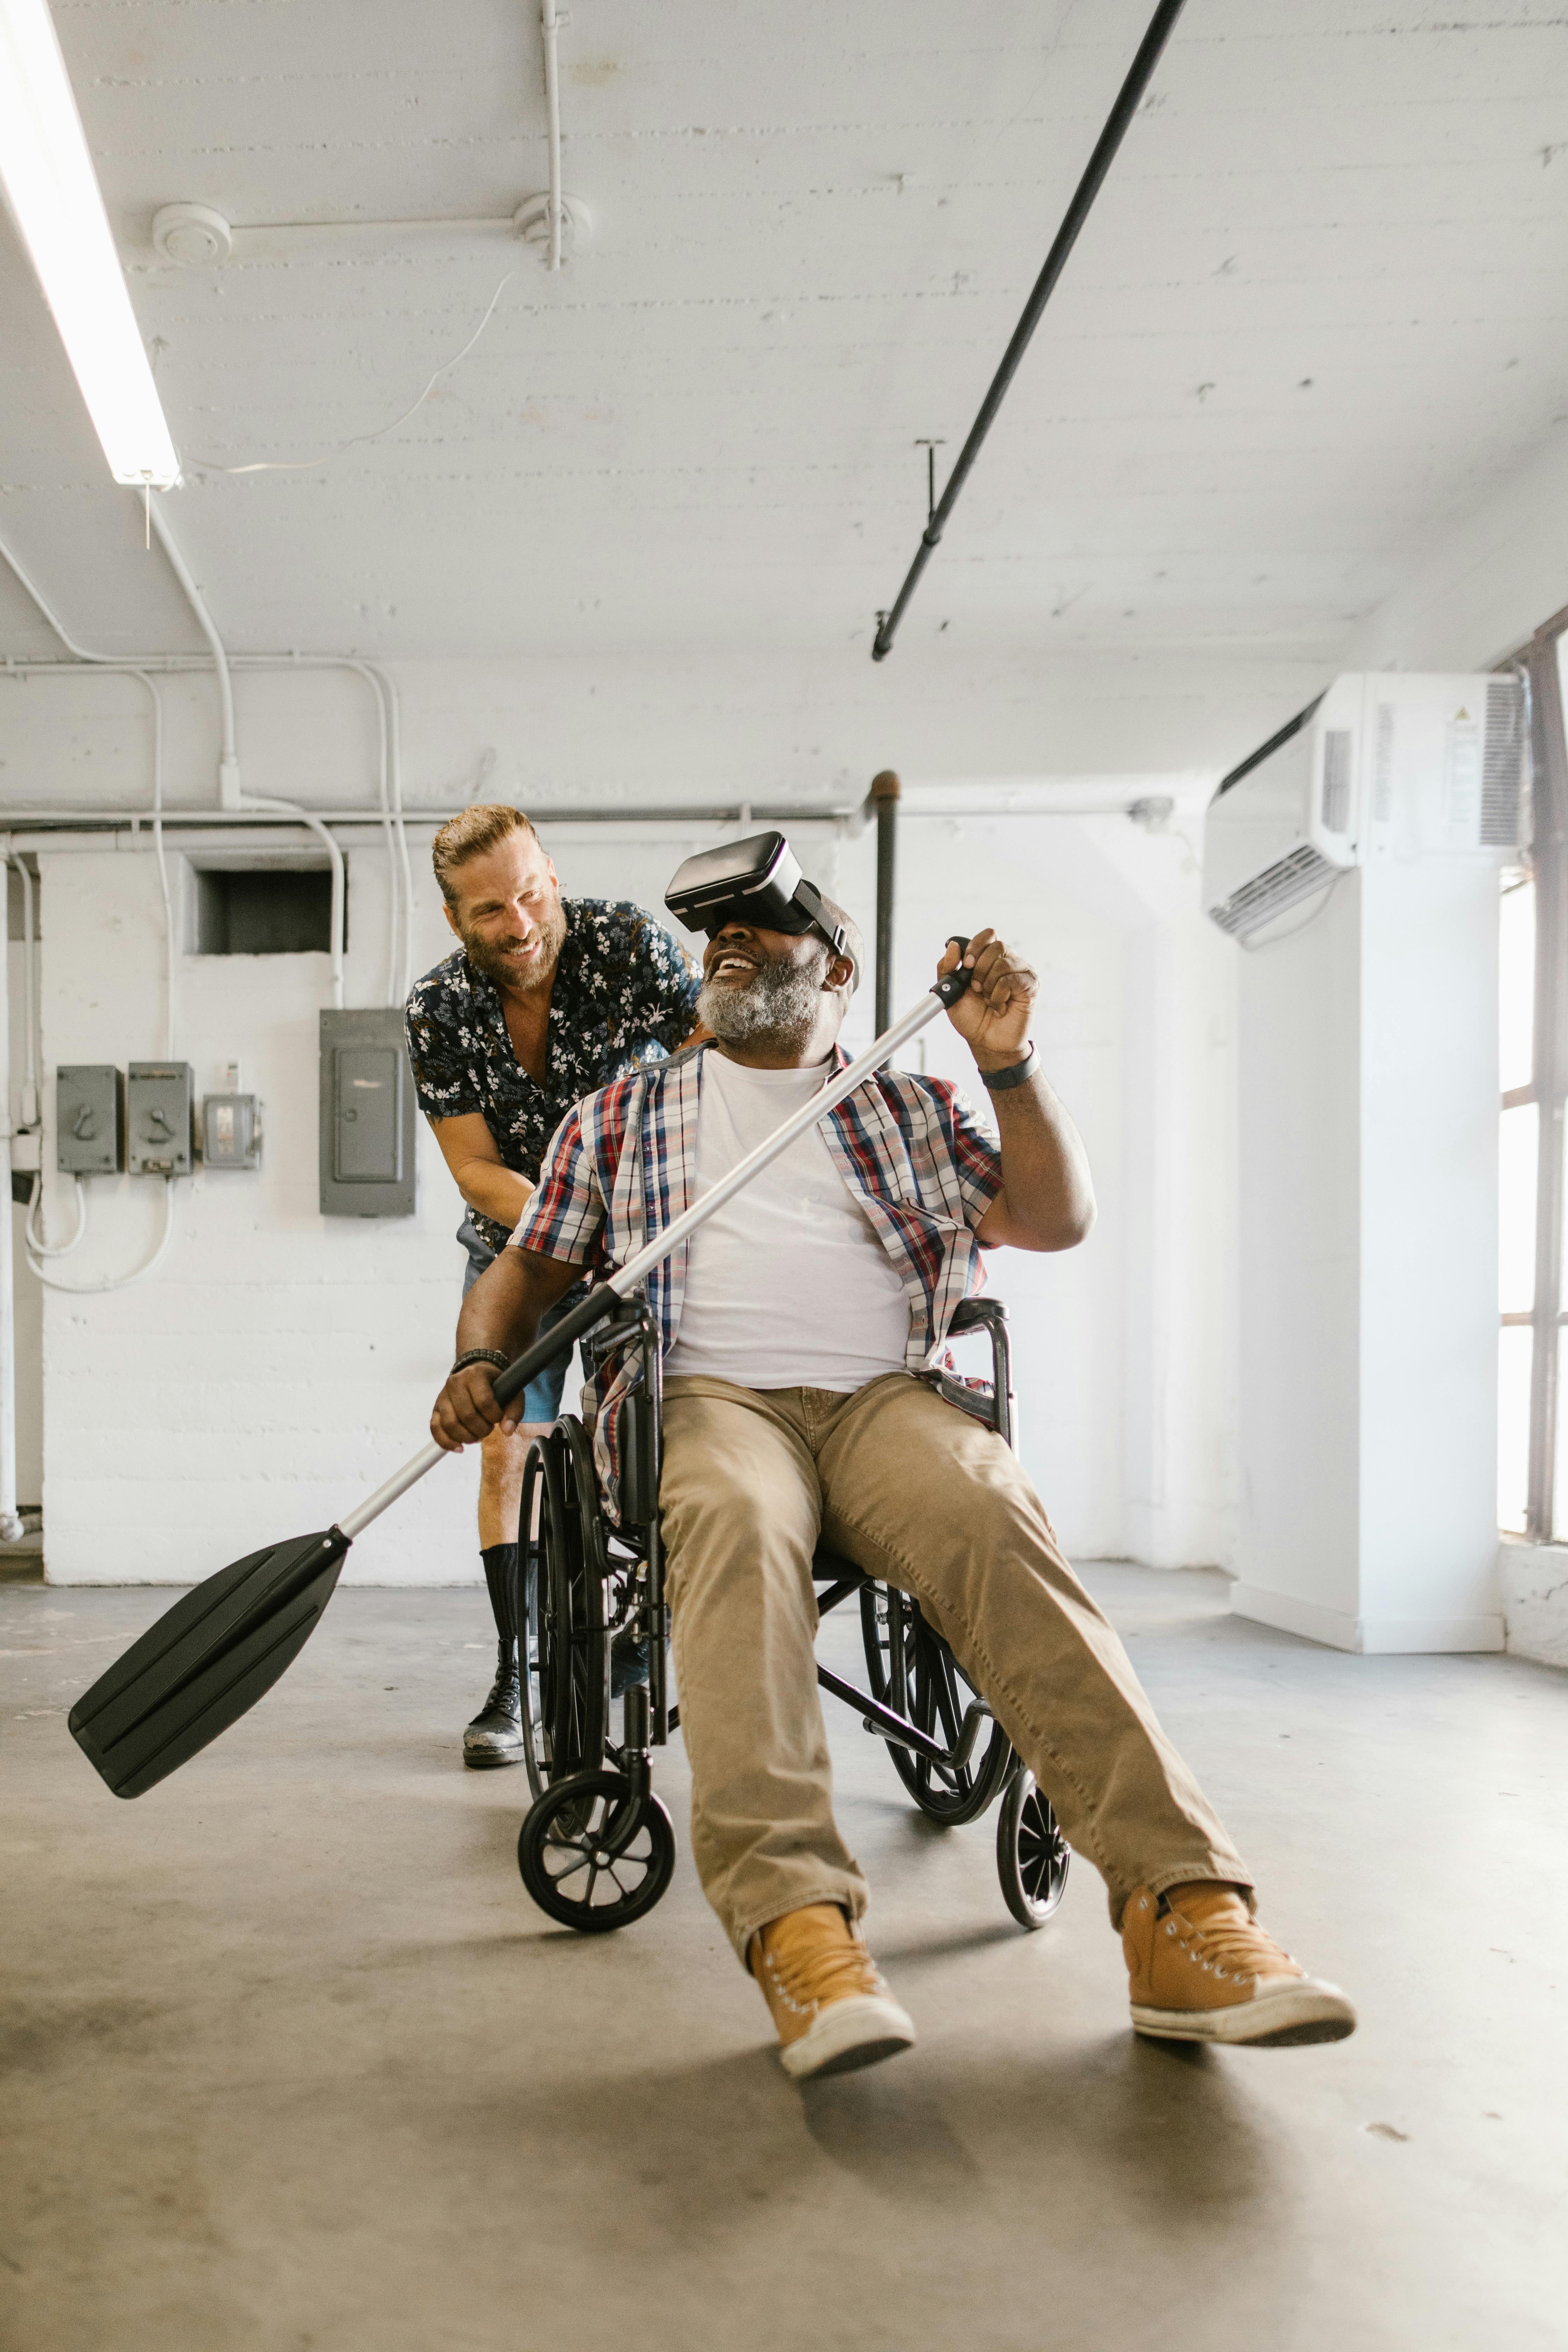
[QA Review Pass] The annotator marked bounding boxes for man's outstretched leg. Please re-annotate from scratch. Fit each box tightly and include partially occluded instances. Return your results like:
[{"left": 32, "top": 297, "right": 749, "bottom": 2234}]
[
  {"left": 661, "top": 1377, "right": 916, "bottom": 2079},
  {"left": 817, "top": 1375, "right": 1356, "bottom": 2049}
]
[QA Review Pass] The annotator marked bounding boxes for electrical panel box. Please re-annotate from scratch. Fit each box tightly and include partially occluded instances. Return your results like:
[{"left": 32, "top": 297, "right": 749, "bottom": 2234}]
[
  {"left": 202, "top": 1093, "right": 262, "bottom": 1172},
  {"left": 127, "top": 1063, "right": 195, "bottom": 1177},
  {"left": 56, "top": 1065, "right": 124, "bottom": 1175},
  {"left": 318, "top": 1009, "right": 416, "bottom": 1217}
]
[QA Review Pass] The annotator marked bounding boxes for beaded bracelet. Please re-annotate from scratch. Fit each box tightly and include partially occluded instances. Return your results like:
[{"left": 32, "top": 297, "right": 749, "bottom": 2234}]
[{"left": 450, "top": 1348, "right": 509, "bottom": 1376}]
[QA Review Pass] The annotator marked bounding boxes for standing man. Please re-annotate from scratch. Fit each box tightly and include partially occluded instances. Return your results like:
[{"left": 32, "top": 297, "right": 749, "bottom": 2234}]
[{"left": 405, "top": 804, "right": 701, "bottom": 1767}]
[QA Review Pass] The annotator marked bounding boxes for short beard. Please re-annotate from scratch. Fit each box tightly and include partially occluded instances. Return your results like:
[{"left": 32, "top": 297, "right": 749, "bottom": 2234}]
[
  {"left": 698, "top": 945, "right": 829, "bottom": 1054},
  {"left": 457, "top": 898, "right": 567, "bottom": 996}
]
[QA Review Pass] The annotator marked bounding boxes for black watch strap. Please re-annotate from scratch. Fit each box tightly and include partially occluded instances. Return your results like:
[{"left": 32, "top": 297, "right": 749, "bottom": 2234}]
[
  {"left": 978, "top": 1044, "right": 1040, "bottom": 1093},
  {"left": 451, "top": 1348, "right": 509, "bottom": 1376}
]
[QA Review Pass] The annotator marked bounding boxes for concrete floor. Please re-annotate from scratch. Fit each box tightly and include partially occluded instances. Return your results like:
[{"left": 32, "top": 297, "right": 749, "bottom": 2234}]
[{"left": 2, "top": 1561, "right": 1565, "bottom": 2352}]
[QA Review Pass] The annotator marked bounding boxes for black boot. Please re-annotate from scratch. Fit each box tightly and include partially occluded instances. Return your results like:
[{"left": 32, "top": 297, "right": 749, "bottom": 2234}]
[{"left": 464, "top": 1544, "right": 524, "bottom": 1770}]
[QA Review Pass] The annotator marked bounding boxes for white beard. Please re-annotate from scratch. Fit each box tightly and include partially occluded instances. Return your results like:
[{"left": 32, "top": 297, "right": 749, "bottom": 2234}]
[{"left": 697, "top": 952, "right": 826, "bottom": 1052}]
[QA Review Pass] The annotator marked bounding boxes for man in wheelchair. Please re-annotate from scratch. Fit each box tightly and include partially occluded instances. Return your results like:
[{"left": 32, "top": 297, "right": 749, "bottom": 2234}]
[{"left": 430, "top": 851, "right": 1356, "bottom": 2081}]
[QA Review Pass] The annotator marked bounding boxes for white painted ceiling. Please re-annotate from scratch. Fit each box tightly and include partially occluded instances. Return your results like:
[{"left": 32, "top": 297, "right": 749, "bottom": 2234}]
[{"left": 1, "top": 0, "right": 1567, "bottom": 669}]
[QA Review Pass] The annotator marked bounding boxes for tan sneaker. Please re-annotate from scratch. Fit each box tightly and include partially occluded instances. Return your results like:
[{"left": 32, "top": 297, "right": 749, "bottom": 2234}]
[
  {"left": 1124, "top": 1883, "right": 1356, "bottom": 2047},
  {"left": 748, "top": 1904, "right": 916, "bottom": 2080}
]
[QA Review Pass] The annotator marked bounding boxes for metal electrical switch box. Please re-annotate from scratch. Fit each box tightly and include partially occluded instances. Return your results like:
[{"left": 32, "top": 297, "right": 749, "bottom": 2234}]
[
  {"left": 127, "top": 1063, "right": 195, "bottom": 1176},
  {"left": 56, "top": 1065, "right": 124, "bottom": 1174},
  {"left": 203, "top": 1093, "right": 262, "bottom": 1171},
  {"left": 318, "top": 1009, "right": 416, "bottom": 1217}
]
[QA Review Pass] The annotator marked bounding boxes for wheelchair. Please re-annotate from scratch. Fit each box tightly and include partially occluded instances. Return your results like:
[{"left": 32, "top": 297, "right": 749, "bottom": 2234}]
[{"left": 512, "top": 1295, "right": 1071, "bottom": 1938}]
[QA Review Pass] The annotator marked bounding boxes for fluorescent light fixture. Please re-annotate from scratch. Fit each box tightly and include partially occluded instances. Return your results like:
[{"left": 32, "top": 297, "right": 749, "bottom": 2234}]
[{"left": 0, "top": 0, "right": 180, "bottom": 487}]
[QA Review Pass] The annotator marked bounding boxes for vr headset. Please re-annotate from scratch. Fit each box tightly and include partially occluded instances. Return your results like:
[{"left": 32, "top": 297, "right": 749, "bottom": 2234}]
[{"left": 664, "top": 831, "right": 855, "bottom": 985}]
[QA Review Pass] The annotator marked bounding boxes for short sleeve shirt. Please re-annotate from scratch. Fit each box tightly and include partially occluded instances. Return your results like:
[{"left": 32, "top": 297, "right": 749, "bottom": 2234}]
[{"left": 404, "top": 896, "right": 701, "bottom": 1251}]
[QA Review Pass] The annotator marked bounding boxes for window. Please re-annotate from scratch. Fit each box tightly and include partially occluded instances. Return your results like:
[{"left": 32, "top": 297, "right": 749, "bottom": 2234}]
[{"left": 1499, "top": 615, "right": 1568, "bottom": 1537}]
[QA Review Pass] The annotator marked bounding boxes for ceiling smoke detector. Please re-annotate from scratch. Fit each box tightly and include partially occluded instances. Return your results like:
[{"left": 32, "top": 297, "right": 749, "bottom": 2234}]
[
  {"left": 512, "top": 192, "right": 591, "bottom": 259},
  {"left": 152, "top": 203, "right": 233, "bottom": 265}
]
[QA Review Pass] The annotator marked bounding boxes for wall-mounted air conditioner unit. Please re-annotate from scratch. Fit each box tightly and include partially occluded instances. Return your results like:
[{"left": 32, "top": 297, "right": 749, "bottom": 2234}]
[{"left": 1203, "top": 672, "right": 1527, "bottom": 940}]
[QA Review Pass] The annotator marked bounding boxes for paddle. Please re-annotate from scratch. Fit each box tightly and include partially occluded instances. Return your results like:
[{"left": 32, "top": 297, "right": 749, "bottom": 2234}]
[{"left": 69, "top": 947, "right": 975, "bottom": 1797}]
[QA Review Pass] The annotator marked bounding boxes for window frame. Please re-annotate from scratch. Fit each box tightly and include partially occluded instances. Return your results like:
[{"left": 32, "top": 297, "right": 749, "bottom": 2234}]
[{"left": 1514, "top": 612, "right": 1568, "bottom": 1536}]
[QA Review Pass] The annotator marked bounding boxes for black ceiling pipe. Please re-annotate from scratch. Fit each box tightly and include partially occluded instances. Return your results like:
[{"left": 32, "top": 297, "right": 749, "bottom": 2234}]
[
  {"left": 868, "top": 769, "right": 901, "bottom": 1033},
  {"left": 870, "top": 0, "right": 1189, "bottom": 662}
]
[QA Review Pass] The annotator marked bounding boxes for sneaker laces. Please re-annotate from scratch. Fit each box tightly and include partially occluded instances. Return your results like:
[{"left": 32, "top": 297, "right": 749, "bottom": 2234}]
[
  {"left": 760, "top": 1913, "right": 884, "bottom": 2015},
  {"left": 1164, "top": 1897, "right": 1297, "bottom": 1983}
]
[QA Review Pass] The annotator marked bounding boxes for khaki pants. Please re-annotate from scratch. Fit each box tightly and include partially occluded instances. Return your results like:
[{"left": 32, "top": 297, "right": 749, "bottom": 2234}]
[{"left": 660, "top": 1373, "right": 1250, "bottom": 1964}]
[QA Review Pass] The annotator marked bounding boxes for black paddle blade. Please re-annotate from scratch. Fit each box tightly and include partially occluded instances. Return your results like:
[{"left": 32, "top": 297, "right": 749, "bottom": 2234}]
[{"left": 68, "top": 1528, "right": 350, "bottom": 1799}]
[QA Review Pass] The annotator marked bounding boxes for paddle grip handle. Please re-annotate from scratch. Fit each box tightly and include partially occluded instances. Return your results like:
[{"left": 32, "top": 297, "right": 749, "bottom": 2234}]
[{"left": 932, "top": 936, "right": 974, "bottom": 1008}]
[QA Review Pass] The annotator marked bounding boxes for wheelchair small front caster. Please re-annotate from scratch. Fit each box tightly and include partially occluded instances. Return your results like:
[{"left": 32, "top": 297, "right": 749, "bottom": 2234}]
[
  {"left": 517, "top": 1768, "right": 676, "bottom": 1933},
  {"left": 996, "top": 1767, "right": 1070, "bottom": 1930}
]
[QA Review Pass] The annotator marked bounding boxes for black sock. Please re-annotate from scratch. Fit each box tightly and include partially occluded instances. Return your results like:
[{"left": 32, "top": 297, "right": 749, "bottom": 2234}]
[{"left": 480, "top": 1542, "right": 519, "bottom": 1658}]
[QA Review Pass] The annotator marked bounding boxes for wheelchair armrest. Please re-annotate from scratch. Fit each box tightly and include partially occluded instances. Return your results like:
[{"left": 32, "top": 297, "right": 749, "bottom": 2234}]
[
  {"left": 936, "top": 1297, "right": 1014, "bottom": 1447},
  {"left": 948, "top": 1296, "right": 1007, "bottom": 1336}
]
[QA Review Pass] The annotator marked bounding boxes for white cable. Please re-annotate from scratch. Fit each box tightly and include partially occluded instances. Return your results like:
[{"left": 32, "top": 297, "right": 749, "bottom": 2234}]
[
  {"left": 186, "top": 270, "right": 518, "bottom": 475},
  {"left": 28, "top": 1178, "right": 177, "bottom": 1293},
  {"left": 242, "top": 797, "right": 345, "bottom": 1008},
  {"left": 387, "top": 675, "right": 416, "bottom": 1003},
  {"left": 541, "top": 0, "right": 564, "bottom": 273},
  {"left": 25, "top": 1170, "right": 86, "bottom": 1256},
  {"left": 135, "top": 667, "right": 176, "bottom": 1056}
]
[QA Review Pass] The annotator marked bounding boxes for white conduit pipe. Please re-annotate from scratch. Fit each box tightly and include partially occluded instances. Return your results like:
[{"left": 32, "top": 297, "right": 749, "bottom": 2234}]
[
  {"left": 0, "top": 518, "right": 365, "bottom": 1002},
  {"left": 26, "top": 1174, "right": 86, "bottom": 1258},
  {"left": 28, "top": 1177, "right": 177, "bottom": 1295},
  {"left": 242, "top": 796, "right": 346, "bottom": 1009},
  {"left": 15, "top": 853, "right": 38, "bottom": 1127},
  {"left": 146, "top": 496, "right": 240, "bottom": 810},
  {"left": 541, "top": 0, "right": 565, "bottom": 273}
]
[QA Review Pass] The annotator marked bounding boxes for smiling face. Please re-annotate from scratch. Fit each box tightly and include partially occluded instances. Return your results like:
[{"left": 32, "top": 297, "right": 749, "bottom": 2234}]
[
  {"left": 442, "top": 830, "right": 568, "bottom": 997},
  {"left": 696, "top": 920, "right": 854, "bottom": 1061}
]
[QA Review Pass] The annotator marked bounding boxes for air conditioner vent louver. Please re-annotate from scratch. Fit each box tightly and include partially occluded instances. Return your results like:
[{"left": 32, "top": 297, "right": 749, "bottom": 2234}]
[
  {"left": 1208, "top": 844, "right": 1336, "bottom": 938},
  {"left": 1321, "top": 730, "right": 1353, "bottom": 834},
  {"left": 1481, "top": 678, "right": 1526, "bottom": 847}
]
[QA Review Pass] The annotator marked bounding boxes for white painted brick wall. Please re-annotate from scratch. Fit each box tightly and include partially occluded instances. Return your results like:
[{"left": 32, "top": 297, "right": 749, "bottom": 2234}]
[{"left": 6, "top": 660, "right": 1237, "bottom": 1583}]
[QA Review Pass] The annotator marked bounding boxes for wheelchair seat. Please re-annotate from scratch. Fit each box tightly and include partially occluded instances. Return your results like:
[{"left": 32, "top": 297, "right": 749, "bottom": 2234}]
[{"left": 512, "top": 1292, "right": 1070, "bottom": 1937}]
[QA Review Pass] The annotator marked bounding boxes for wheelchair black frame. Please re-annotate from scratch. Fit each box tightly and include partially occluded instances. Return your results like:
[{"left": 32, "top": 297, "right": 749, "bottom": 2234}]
[{"left": 579, "top": 1292, "right": 1019, "bottom": 1784}]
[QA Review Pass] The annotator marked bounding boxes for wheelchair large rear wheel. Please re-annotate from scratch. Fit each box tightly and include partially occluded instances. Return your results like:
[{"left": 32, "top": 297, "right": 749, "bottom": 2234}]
[
  {"left": 518, "top": 1770, "right": 676, "bottom": 1933},
  {"left": 996, "top": 1766, "right": 1070, "bottom": 1929},
  {"left": 518, "top": 1423, "right": 609, "bottom": 1812},
  {"left": 859, "top": 1584, "right": 1013, "bottom": 1826}
]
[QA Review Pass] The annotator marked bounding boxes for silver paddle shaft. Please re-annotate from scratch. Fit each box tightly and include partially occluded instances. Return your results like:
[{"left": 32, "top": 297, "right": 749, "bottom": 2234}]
[{"left": 339, "top": 978, "right": 960, "bottom": 1542}]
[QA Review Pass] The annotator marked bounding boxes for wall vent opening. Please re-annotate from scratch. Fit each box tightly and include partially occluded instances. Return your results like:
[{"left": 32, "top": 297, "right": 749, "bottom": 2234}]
[{"left": 191, "top": 866, "right": 339, "bottom": 956}]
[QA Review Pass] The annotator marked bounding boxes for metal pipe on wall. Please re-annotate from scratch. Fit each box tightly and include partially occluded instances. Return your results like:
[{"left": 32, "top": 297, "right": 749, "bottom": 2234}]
[
  {"left": 869, "top": 769, "right": 900, "bottom": 1034},
  {"left": 0, "top": 838, "right": 26, "bottom": 1541}
]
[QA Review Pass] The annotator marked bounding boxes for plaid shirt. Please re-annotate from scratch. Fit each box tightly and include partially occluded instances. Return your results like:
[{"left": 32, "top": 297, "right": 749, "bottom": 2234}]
[{"left": 512, "top": 1040, "right": 1004, "bottom": 1516}]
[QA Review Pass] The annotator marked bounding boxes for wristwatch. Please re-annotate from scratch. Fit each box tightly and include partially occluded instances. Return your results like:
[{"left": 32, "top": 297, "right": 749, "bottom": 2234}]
[{"left": 978, "top": 1044, "right": 1040, "bottom": 1093}]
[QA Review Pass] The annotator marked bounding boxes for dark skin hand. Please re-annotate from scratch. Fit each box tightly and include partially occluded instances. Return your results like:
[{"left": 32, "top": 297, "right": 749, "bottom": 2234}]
[{"left": 428, "top": 920, "right": 1095, "bottom": 1454}]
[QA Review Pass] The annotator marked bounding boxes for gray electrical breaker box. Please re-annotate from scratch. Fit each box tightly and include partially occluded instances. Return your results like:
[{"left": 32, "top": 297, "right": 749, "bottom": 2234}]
[
  {"left": 319, "top": 1009, "right": 416, "bottom": 1217},
  {"left": 56, "top": 1065, "right": 125, "bottom": 1174},
  {"left": 127, "top": 1063, "right": 195, "bottom": 1176}
]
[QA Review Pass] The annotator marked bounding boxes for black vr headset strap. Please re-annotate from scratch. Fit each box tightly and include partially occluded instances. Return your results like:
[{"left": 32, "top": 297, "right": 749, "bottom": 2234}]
[{"left": 793, "top": 879, "right": 847, "bottom": 958}]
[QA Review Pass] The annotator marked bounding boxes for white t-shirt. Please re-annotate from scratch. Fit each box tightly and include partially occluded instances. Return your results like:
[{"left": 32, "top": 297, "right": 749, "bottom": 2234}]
[{"left": 663, "top": 1052, "right": 912, "bottom": 1392}]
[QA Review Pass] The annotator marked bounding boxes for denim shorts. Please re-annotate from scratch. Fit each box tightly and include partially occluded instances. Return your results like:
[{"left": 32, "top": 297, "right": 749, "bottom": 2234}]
[{"left": 457, "top": 1213, "right": 586, "bottom": 1427}]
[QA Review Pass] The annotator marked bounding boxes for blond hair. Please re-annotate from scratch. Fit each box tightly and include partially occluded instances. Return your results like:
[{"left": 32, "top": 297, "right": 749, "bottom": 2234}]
[{"left": 430, "top": 804, "right": 540, "bottom": 906}]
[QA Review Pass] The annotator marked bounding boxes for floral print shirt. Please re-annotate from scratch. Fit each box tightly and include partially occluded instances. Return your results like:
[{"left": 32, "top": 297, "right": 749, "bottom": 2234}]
[{"left": 404, "top": 896, "right": 701, "bottom": 1251}]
